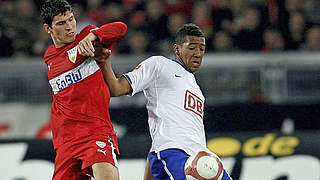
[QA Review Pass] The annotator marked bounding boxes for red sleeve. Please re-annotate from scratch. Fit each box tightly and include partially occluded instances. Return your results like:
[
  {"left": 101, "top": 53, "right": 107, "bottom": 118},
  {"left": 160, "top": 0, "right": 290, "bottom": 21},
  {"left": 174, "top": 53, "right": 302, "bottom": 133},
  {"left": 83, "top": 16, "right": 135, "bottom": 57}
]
[
  {"left": 90, "top": 21, "right": 127, "bottom": 48},
  {"left": 82, "top": 25, "right": 98, "bottom": 35}
]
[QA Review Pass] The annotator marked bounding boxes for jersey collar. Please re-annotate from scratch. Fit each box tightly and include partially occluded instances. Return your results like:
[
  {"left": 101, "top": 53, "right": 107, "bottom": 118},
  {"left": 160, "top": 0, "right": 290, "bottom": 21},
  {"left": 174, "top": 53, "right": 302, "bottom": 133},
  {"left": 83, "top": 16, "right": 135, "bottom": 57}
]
[{"left": 172, "top": 59, "right": 190, "bottom": 72}]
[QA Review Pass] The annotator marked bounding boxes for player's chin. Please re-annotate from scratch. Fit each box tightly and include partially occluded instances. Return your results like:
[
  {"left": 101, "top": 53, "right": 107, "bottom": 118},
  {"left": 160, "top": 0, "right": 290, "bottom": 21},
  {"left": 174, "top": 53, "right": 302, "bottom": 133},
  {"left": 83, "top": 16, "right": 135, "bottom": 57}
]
[
  {"left": 66, "top": 36, "right": 76, "bottom": 43},
  {"left": 190, "top": 66, "right": 200, "bottom": 72}
]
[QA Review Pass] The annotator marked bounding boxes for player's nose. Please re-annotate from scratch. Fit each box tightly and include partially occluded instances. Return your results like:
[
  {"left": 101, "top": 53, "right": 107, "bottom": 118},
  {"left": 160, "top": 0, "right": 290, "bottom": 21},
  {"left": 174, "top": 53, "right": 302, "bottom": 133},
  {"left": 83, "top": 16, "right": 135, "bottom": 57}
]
[
  {"left": 194, "top": 48, "right": 202, "bottom": 57},
  {"left": 66, "top": 21, "right": 73, "bottom": 30}
]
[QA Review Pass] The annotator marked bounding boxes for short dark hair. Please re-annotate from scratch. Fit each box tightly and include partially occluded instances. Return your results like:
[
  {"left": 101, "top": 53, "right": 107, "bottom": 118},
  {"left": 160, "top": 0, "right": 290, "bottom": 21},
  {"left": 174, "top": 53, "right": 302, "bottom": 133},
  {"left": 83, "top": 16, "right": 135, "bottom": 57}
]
[
  {"left": 40, "top": 0, "right": 73, "bottom": 27},
  {"left": 174, "top": 23, "right": 205, "bottom": 45}
]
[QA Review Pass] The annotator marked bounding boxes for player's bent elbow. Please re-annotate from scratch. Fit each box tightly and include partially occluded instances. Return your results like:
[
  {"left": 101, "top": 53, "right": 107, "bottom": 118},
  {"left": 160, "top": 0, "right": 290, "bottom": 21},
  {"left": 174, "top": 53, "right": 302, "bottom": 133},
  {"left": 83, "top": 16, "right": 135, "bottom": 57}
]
[
  {"left": 107, "top": 76, "right": 131, "bottom": 97},
  {"left": 114, "top": 21, "right": 127, "bottom": 36},
  {"left": 109, "top": 86, "right": 129, "bottom": 97},
  {"left": 110, "top": 91, "right": 126, "bottom": 97},
  {"left": 109, "top": 91, "right": 121, "bottom": 97}
]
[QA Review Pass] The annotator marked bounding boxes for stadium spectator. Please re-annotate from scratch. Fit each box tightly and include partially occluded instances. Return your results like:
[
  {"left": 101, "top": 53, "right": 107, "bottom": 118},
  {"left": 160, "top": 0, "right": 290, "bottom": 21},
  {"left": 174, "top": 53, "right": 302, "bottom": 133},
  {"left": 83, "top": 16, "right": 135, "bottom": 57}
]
[
  {"left": 152, "top": 12, "right": 188, "bottom": 55},
  {"left": 2, "top": 0, "right": 40, "bottom": 57},
  {"left": 127, "top": 30, "right": 150, "bottom": 55},
  {"left": 127, "top": 10, "right": 147, "bottom": 31},
  {"left": 144, "top": 0, "right": 170, "bottom": 54},
  {"left": 121, "top": 0, "right": 144, "bottom": 13},
  {"left": 164, "top": 0, "right": 193, "bottom": 18},
  {"left": 145, "top": 0, "right": 169, "bottom": 43},
  {"left": 0, "top": 0, "right": 15, "bottom": 19},
  {"left": 214, "top": 0, "right": 249, "bottom": 33},
  {"left": 284, "top": 11, "right": 307, "bottom": 50},
  {"left": 301, "top": 26, "right": 320, "bottom": 51},
  {"left": 0, "top": 0, "right": 15, "bottom": 31},
  {"left": 265, "top": 0, "right": 280, "bottom": 26},
  {"left": 211, "top": 31, "right": 234, "bottom": 52},
  {"left": 31, "top": 24, "right": 52, "bottom": 57},
  {"left": 192, "top": 1, "right": 214, "bottom": 48},
  {"left": 232, "top": 7, "right": 264, "bottom": 51},
  {"left": 262, "top": 27, "right": 285, "bottom": 52},
  {"left": 285, "top": 0, "right": 303, "bottom": 13},
  {"left": 85, "top": 0, "right": 108, "bottom": 26},
  {"left": 0, "top": 23, "right": 14, "bottom": 57},
  {"left": 304, "top": 0, "right": 320, "bottom": 25},
  {"left": 72, "top": 2, "right": 96, "bottom": 33},
  {"left": 105, "top": 2, "right": 126, "bottom": 23},
  {"left": 210, "top": 0, "right": 233, "bottom": 32},
  {"left": 167, "top": 12, "right": 188, "bottom": 41}
]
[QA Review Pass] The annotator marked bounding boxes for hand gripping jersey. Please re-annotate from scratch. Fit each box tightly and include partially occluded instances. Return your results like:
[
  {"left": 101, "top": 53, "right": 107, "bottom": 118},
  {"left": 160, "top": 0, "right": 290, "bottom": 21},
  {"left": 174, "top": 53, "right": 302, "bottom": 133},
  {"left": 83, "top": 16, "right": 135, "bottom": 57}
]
[
  {"left": 44, "top": 22, "right": 126, "bottom": 151},
  {"left": 124, "top": 56, "right": 207, "bottom": 156}
]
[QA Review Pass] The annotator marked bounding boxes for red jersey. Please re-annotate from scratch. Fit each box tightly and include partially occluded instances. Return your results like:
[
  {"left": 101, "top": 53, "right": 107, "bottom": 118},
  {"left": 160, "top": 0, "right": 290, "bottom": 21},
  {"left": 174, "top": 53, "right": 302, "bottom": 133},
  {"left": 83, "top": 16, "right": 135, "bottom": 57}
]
[{"left": 44, "top": 23, "right": 126, "bottom": 151}]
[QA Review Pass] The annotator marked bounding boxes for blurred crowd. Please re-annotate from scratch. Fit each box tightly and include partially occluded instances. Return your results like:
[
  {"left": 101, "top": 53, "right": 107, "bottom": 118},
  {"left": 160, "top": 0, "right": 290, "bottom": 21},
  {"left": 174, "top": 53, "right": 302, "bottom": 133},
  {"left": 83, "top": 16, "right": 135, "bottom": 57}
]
[{"left": 0, "top": 0, "right": 320, "bottom": 58}]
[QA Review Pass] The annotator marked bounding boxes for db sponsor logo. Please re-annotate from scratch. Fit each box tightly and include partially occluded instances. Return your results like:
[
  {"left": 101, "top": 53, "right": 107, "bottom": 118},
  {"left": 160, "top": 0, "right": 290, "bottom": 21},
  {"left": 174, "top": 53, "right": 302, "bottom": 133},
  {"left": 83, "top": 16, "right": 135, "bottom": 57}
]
[{"left": 184, "top": 90, "right": 203, "bottom": 118}]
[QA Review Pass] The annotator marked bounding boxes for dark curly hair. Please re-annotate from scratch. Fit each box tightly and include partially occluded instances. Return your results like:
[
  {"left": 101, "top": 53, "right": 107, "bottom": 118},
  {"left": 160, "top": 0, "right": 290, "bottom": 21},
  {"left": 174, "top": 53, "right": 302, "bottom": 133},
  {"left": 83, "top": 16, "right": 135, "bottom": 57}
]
[
  {"left": 40, "top": 0, "right": 73, "bottom": 27},
  {"left": 174, "top": 23, "right": 205, "bottom": 45}
]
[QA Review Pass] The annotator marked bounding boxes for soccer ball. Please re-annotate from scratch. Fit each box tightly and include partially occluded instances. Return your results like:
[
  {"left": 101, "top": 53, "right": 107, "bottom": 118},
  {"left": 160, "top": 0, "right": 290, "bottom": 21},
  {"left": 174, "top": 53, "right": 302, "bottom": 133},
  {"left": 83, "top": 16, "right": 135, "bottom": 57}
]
[{"left": 184, "top": 151, "right": 223, "bottom": 180}]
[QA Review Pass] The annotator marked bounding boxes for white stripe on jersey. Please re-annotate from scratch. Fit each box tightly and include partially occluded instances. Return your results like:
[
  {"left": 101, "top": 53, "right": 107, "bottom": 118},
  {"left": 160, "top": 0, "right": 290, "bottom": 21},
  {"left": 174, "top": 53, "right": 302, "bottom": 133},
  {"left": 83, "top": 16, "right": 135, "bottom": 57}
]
[{"left": 49, "top": 59, "right": 99, "bottom": 94}]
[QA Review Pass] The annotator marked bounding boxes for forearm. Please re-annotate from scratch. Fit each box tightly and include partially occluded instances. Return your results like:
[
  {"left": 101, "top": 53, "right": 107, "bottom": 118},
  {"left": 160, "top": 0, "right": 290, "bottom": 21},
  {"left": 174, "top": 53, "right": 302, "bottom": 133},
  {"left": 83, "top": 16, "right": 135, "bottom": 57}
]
[
  {"left": 99, "top": 59, "right": 131, "bottom": 97},
  {"left": 91, "top": 22, "right": 127, "bottom": 48},
  {"left": 78, "top": 22, "right": 127, "bottom": 57}
]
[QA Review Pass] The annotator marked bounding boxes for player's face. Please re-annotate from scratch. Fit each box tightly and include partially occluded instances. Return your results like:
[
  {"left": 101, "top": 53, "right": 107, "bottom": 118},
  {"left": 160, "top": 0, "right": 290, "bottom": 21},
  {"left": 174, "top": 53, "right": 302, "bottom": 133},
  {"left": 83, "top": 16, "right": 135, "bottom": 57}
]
[
  {"left": 46, "top": 11, "right": 76, "bottom": 48},
  {"left": 176, "top": 36, "right": 206, "bottom": 72}
]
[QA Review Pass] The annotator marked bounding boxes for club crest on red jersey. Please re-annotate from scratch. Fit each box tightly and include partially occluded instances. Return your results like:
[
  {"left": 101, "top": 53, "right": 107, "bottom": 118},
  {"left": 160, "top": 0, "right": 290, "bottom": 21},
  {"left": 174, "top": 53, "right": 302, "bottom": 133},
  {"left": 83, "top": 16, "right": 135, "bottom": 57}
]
[
  {"left": 184, "top": 90, "right": 204, "bottom": 118},
  {"left": 67, "top": 46, "right": 78, "bottom": 63}
]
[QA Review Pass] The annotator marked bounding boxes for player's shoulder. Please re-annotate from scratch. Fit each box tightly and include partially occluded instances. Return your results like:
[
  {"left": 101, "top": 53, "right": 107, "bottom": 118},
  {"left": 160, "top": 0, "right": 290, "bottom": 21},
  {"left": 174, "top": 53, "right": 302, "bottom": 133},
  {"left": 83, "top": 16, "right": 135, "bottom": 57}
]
[
  {"left": 139, "top": 56, "right": 170, "bottom": 70},
  {"left": 80, "top": 25, "right": 97, "bottom": 34},
  {"left": 43, "top": 45, "right": 57, "bottom": 63},
  {"left": 144, "top": 55, "right": 170, "bottom": 64},
  {"left": 77, "top": 25, "right": 98, "bottom": 39}
]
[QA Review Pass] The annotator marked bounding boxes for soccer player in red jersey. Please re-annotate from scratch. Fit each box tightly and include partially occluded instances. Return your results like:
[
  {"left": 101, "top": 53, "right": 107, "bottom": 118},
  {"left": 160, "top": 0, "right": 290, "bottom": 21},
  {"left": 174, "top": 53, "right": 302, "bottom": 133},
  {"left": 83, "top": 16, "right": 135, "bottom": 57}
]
[{"left": 40, "top": 0, "right": 127, "bottom": 179}]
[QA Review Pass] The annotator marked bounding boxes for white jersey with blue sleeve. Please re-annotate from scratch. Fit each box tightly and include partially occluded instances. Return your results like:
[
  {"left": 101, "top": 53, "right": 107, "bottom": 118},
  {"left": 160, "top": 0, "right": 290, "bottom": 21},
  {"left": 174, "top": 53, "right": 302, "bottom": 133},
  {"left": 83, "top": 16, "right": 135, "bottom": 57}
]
[{"left": 124, "top": 56, "right": 207, "bottom": 156}]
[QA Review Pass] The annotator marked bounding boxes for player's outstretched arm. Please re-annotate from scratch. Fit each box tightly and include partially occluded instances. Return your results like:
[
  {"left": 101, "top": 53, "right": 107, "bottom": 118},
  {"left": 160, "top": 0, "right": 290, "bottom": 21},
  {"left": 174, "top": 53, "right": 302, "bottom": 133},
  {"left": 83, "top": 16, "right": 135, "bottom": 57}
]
[
  {"left": 98, "top": 57, "right": 132, "bottom": 97},
  {"left": 91, "top": 21, "right": 127, "bottom": 49},
  {"left": 78, "top": 21, "right": 127, "bottom": 57}
]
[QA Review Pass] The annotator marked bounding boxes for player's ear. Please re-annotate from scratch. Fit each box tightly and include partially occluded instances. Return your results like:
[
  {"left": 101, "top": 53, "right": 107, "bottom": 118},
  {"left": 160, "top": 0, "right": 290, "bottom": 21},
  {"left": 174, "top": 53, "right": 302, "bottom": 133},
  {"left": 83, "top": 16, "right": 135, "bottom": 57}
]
[
  {"left": 43, "top": 24, "right": 52, "bottom": 34},
  {"left": 173, "top": 44, "right": 180, "bottom": 55}
]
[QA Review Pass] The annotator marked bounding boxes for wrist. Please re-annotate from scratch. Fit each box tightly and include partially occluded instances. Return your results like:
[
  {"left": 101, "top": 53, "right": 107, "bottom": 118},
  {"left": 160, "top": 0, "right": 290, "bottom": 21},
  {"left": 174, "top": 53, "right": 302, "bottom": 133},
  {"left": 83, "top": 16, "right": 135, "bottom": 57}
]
[
  {"left": 97, "top": 58, "right": 110, "bottom": 67},
  {"left": 88, "top": 32, "right": 98, "bottom": 42}
]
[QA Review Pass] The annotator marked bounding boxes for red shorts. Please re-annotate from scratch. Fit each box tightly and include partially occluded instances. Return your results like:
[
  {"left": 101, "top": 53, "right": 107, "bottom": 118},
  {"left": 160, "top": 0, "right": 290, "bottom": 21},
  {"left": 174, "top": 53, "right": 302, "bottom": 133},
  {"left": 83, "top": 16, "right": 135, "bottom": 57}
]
[{"left": 52, "top": 136, "right": 119, "bottom": 180}]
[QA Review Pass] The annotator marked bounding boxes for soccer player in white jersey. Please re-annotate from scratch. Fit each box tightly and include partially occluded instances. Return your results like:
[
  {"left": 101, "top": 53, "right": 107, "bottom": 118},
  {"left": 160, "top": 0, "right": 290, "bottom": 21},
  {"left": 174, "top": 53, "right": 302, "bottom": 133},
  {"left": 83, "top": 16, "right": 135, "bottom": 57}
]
[{"left": 99, "top": 23, "right": 232, "bottom": 180}]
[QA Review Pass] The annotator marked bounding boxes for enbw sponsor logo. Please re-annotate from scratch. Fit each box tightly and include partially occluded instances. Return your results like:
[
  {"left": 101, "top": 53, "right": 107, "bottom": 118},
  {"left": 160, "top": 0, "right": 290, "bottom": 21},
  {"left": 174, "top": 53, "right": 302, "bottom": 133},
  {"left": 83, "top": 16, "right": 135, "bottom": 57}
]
[{"left": 55, "top": 69, "right": 82, "bottom": 90}]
